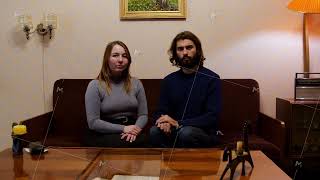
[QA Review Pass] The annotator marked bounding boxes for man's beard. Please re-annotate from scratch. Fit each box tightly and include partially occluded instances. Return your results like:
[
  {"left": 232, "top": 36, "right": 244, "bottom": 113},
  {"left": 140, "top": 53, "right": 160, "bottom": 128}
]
[{"left": 177, "top": 55, "right": 199, "bottom": 69}]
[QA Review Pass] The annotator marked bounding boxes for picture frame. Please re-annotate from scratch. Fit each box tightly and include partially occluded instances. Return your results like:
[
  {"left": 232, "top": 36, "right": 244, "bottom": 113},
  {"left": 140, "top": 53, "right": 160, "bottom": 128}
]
[{"left": 120, "top": 0, "right": 186, "bottom": 20}]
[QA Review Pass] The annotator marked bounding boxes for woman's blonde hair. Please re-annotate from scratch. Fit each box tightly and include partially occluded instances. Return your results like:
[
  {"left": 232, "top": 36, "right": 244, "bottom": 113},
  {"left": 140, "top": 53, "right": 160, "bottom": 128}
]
[{"left": 97, "top": 41, "right": 132, "bottom": 94}]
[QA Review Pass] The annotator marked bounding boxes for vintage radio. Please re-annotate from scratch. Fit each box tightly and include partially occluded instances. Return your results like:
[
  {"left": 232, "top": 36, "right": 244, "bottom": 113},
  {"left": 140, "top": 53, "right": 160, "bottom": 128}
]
[{"left": 295, "top": 73, "right": 320, "bottom": 100}]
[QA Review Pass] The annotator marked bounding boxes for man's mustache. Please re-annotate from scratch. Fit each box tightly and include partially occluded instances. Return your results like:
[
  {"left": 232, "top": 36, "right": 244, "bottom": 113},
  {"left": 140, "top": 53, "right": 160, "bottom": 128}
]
[{"left": 182, "top": 56, "right": 192, "bottom": 61}]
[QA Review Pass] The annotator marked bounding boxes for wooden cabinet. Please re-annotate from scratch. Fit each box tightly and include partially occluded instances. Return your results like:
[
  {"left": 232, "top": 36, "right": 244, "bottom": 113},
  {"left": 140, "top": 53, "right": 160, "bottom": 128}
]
[
  {"left": 276, "top": 98, "right": 320, "bottom": 179},
  {"left": 276, "top": 98, "right": 320, "bottom": 158}
]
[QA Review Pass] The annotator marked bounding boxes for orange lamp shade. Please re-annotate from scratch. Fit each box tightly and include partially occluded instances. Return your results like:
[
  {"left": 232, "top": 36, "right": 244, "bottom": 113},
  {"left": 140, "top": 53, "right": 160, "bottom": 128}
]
[{"left": 287, "top": 0, "right": 320, "bottom": 13}]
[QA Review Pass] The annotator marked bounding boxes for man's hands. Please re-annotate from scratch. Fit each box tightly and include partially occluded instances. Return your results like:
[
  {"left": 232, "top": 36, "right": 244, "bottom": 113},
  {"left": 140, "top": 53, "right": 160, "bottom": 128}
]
[
  {"left": 156, "top": 115, "right": 179, "bottom": 134},
  {"left": 121, "top": 125, "right": 141, "bottom": 143}
]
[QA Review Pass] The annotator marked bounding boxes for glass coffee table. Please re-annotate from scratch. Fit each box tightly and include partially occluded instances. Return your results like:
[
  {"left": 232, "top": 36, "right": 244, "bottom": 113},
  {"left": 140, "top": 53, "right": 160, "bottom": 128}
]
[{"left": 0, "top": 147, "right": 291, "bottom": 180}]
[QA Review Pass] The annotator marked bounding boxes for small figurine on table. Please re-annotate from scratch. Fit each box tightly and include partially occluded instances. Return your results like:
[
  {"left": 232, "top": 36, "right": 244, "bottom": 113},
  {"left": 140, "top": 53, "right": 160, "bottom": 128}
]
[{"left": 220, "top": 121, "right": 254, "bottom": 180}]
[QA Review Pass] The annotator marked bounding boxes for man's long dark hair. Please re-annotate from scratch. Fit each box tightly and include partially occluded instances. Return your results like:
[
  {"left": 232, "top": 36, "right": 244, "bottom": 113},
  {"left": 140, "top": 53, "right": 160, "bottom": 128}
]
[{"left": 168, "top": 31, "right": 205, "bottom": 67}]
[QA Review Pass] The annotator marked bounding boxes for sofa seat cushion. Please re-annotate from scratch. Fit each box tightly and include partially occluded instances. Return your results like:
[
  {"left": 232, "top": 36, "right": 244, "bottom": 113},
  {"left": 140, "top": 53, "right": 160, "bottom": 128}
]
[{"left": 44, "top": 134, "right": 83, "bottom": 147}]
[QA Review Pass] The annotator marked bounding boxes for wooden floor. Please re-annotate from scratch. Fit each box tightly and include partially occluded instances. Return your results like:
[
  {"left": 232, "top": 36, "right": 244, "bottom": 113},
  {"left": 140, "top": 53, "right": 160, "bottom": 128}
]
[{"left": 0, "top": 147, "right": 291, "bottom": 180}]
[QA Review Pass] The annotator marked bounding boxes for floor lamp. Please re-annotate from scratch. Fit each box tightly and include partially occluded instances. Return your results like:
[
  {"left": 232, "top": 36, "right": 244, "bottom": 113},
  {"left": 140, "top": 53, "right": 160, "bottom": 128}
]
[{"left": 287, "top": 2, "right": 320, "bottom": 179}]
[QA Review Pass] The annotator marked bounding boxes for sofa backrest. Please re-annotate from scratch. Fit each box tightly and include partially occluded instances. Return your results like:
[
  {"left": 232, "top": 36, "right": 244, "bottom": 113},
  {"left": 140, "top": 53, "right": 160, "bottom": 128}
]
[
  {"left": 51, "top": 78, "right": 259, "bottom": 138},
  {"left": 219, "top": 79, "right": 259, "bottom": 135},
  {"left": 52, "top": 79, "right": 91, "bottom": 137}
]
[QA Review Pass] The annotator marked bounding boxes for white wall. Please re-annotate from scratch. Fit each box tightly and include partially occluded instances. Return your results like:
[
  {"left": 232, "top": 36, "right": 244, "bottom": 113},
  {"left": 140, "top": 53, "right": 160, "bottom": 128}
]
[{"left": 0, "top": 0, "right": 303, "bottom": 150}]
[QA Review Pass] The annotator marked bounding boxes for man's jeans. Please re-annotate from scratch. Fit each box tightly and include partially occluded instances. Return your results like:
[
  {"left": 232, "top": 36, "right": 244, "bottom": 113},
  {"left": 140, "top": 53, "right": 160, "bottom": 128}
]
[{"left": 149, "top": 126, "right": 216, "bottom": 148}]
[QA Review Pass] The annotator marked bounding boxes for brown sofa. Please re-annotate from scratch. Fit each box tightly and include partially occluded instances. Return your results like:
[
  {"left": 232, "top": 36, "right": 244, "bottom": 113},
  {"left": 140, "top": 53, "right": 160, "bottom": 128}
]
[{"left": 21, "top": 79, "right": 286, "bottom": 165}]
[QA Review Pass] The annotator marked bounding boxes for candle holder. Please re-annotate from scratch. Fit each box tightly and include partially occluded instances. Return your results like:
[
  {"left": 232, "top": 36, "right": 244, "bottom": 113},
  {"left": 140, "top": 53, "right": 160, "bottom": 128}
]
[
  {"left": 220, "top": 121, "right": 254, "bottom": 180},
  {"left": 11, "top": 123, "right": 27, "bottom": 156}
]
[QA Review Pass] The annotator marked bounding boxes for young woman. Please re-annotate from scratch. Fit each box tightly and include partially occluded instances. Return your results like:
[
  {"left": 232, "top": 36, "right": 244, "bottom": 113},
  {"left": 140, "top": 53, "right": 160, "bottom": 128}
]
[{"left": 84, "top": 41, "right": 148, "bottom": 147}]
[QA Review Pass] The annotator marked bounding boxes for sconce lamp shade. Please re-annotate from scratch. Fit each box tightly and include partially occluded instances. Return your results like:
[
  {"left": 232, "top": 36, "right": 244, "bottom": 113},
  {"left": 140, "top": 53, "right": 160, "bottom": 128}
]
[
  {"left": 288, "top": 0, "right": 320, "bottom": 13},
  {"left": 17, "top": 14, "right": 33, "bottom": 29},
  {"left": 43, "top": 13, "right": 58, "bottom": 29}
]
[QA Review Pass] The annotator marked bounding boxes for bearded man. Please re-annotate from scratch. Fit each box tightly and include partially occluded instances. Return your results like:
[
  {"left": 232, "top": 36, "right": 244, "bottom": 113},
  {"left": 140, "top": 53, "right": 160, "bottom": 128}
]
[{"left": 149, "top": 31, "right": 222, "bottom": 148}]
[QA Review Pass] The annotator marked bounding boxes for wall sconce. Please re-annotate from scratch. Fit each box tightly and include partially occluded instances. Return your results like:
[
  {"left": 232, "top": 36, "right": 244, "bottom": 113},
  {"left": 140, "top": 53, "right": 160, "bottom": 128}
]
[{"left": 17, "top": 13, "right": 58, "bottom": 40}]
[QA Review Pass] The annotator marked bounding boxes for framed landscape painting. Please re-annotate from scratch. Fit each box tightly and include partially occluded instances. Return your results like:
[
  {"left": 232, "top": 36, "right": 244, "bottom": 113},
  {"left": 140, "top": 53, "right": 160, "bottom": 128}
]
[{"left": 120, "top": 0, "right": 186, "bottom": 19}]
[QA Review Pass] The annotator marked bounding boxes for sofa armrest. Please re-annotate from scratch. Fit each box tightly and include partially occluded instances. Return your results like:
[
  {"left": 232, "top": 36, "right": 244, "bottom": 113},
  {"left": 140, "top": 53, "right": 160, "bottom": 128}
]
[
  {"left": 20, "top": 112, "right": 52, "bottom": 145},
  {"left": 258, "top": 112, "right": 286, "bottom": 155}
]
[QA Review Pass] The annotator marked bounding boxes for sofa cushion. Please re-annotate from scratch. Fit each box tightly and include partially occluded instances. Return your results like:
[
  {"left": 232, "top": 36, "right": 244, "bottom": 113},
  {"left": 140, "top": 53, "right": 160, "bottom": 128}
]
[{"left": 45, "top": 134, "right": 82, "bottom": 147}]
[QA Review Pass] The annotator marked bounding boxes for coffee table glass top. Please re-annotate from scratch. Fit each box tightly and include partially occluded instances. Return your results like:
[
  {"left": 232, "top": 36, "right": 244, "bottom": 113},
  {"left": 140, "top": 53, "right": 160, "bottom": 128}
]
[{"left": 0, "top": 148, "right": 291, "bottom": 180}]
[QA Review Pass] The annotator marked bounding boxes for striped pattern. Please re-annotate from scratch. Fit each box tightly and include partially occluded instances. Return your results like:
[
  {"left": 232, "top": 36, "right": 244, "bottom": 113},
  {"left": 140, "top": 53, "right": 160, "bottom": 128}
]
[{"left": 288, "top": 0, "right": 320, "bottom": 13}]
